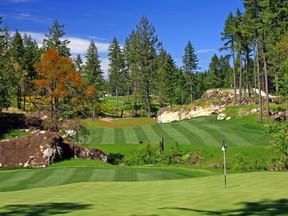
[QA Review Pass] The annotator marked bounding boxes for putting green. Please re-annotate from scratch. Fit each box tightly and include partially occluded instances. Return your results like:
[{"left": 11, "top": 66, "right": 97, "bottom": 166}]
[{"left": 0, "top": 171, "right": 287, "bottom": 215}]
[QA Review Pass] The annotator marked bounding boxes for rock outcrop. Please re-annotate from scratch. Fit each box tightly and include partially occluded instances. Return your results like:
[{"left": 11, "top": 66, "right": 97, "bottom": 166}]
[
  {"left": 0, "top": 131, "right": 106, "bottom": 168},
  {"left": 157, "top": 104, "right": 225, "bottom": 124}
]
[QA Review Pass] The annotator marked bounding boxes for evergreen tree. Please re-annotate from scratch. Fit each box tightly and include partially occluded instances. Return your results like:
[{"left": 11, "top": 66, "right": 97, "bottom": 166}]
[
  {"left": 43, "top": 19, "right": 70, "bottom": 57},
  {"left": 74, "top": 54, "right": 83, "bottom": 72},
  {"left": 9, "top": 30, "right": 25, "bottom": 109},
  {"left": 83, "top": 40, "right": 103, "bottom": 118},
  {"left": 243, "top": 0, "right": 264, "bottom": 122},
  {"left": 221, "top": 12, "right": 238, "bottom": 103},
  {"left": 22, "top": 33, "right": 40, "bottom": 110},
  {"left": 108, "top": 37, "right": 125, "bottom": 112},
  {"left": 182, "top": 41, "right": 199, "bottom": 103},
  {"left": 124, "top": 30, "right": 140, "bottom": 116},
  {"left": 0, "top": 17, "right": 11, "bottom": 110},
  {"left": 162, "top": 53, "right": 178, "bottom": 106},
  {"left": 135, "top": 16, "right": 160, "bottom": 117},
  {"left": 125, "top": 17, "right": 160, "bottom": 117}
]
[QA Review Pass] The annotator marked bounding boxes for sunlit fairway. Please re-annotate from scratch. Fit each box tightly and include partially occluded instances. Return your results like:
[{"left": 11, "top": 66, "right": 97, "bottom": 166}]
[
  {"left": 85, "top": 116, "right": 272, "bottom": 146},
  {"left": 0, "top": 171, "right": 287, "bottom": 215}
]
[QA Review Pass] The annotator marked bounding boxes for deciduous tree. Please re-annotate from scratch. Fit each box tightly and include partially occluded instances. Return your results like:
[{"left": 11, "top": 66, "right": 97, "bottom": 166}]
[{"left": 33, "top": 49, "right": 83, "bottom": 118}]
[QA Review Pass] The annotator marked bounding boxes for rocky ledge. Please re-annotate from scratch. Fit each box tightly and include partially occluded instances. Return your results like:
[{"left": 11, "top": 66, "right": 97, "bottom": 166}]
[{"left": 0, "top": 131, "right": 106, "bottom": 168}]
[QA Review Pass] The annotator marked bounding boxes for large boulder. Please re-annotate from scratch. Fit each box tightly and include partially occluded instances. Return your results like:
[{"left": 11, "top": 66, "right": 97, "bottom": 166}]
[{"left": 0, "top": 131, "right": 106, "bottom": 168}]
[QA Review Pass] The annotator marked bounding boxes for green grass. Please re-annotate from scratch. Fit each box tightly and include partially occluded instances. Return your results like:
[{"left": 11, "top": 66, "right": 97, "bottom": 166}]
[
  {"left": 0, "top": 166, "right": 218, "bottom": 192},
  {"left": 0, "top": 171, "right": 287, "bottom": 215},
  {"left": 0, "top": 129, "right": 28, "bottom": 140},
  {"left": 83, "top": 117, "right": 157, "bottom": 128},
  {"left": 85, "top": 116, "right": 272, "bottom": 146}
]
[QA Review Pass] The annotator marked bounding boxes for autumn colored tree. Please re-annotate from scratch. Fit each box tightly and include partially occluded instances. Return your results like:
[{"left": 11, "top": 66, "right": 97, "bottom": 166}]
[{"left": 33, "top": 49, "right": 83, "bottom": 118}]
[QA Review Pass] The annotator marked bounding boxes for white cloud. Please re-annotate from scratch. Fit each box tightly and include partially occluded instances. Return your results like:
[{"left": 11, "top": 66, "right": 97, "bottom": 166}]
[
  {"left": 18, "top": 31, "right": 110, "bottom": 54},
  {"left": 196, "top": 49, "right": 217, "bottom": 54},
  {"left": 68, "top": 37, "right": 110, "bottom": 54}
]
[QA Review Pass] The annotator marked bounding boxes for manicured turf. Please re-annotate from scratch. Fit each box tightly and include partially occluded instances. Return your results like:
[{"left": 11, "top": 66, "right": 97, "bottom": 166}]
[
  {"left": 0, "top": 166, "right": 218, "bottom": 192},
  {"left": 84, "top": 117, "right": 156, "bottom": 128},
  {"left": 0, "top": 171, "right": 287, "bottom": 215},
  {"left": 86, "top": 116, "right": 272, "bottom": 146}
]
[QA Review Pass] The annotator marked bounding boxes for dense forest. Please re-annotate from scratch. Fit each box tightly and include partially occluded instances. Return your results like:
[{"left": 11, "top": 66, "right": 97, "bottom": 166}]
[{"left": 0, "top": 0, "right": 287, "bottom": 123}]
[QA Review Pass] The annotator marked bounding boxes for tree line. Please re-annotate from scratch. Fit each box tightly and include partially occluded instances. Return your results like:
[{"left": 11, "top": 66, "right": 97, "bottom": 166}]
[
  {"left": 0, "top": 0, "right": 287, "bottom": 121},
  {"left": 220, "top": 0, "right": 288, "bottom": 122}
]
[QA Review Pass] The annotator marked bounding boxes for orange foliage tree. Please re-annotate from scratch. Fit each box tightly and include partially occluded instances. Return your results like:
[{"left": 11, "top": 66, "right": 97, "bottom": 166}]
[{"left": 33, "top": 49, "right": 83, "bottom": 117}]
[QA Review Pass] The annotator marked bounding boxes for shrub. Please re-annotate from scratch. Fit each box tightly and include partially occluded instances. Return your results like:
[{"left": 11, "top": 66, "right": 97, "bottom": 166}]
[
  {"left": 127, "top": 143, "right": 166, "bottom": 165},
  {"left": 268, "top": 122, "right": 288, "bottom": 171},
  {"left": 107, "top": 153, "right": 124, "bottom": 165}
]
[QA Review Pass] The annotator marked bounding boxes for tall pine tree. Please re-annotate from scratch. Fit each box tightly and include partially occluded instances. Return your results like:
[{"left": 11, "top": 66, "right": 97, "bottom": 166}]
[
  {"left": 108, "top": 37, "right": 125, "bottom": 112},
  {"left": 43, "top": 19, "right": 70, "bottom": 57},
  {"left": 83, "top": 40, "right": 103, "bottom": 118},
  {"left": 182, "top": 41, "right": 199, "bottom": 103}
]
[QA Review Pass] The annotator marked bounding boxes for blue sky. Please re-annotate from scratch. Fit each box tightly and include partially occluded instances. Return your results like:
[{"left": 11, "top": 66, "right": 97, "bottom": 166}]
[{"left": 1, "top": 0, "right": 244, "bottom": 77}]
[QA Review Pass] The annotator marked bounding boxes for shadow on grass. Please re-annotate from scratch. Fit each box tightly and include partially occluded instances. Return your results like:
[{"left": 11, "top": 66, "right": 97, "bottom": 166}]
[
  {"left": 0, "top": 202, "right": 92, "bottom": 216},
  {"left": 160, "top": 198, "right": 288, "bottom": 215}
]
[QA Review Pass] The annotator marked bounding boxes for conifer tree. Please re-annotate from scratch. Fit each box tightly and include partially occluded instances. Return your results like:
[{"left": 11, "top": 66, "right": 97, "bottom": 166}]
[
  {"left": 182, "top": 41, "right": 199, "bottom": 103},
  {"left": 0, "top": 17, "right": 11, "bottom": 110},
  {"left": 43, "top": 19, "right": 70, "bottom": 57},
  {"left": 221, "top": 12, "right": 238, "bottom": 103},
  {"left": 74, "top": 54, "right": 83, "bottom": 72},
  {"left": 9, "top": 30, "right": 25, "bottom": 109},
  {"left": 83, "top": 40, "right": 103, "bottom": 118},
  {"left": 125, "top": 17, "right": 160, "bottom": 117},
  {"left": 108, "top": 37, "right": 125, "bottom": 112},
  {"left": 22, "top": 33, "right": 40, "bottom": 110}
]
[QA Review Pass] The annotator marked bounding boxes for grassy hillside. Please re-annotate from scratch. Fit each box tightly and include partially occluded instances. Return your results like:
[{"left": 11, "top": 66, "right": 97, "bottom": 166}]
[
  {"left": 85, "top": 115, "right": 272, "bottom": 146},
  {"left": 0, "top": 171, "right": 287, "bottom": 215}
]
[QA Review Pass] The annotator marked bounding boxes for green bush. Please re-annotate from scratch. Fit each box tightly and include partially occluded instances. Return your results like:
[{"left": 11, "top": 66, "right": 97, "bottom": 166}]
[
  {"left": 126, "top": 143, "right": 166, "bottom": 165},
  {"left": 107, "top": 153, "right": 124, "bottom": 165},
  {"left": 268, "top": 122, "right": 288, "bottom": 171}
]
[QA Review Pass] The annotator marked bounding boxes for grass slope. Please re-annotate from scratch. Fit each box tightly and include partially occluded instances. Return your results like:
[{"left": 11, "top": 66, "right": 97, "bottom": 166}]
[
  {"left": 0, "top": 172, "right": 287, "bottom": 215},
  {"left": 86, "top": 116, "right": 272, "bottom": 146},
  {"left": 0, "top": 166, "right": 218, "bottom": 192}
]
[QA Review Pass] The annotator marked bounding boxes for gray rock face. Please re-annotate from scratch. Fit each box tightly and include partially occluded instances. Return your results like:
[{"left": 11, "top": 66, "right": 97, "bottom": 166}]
[{"left": 0, "top": 131, "right": 106, "bottom": 168}]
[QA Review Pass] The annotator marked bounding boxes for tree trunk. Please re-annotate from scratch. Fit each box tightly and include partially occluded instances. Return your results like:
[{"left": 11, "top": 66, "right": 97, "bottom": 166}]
[
  {"left": 17, "top": 84, "right": 22, "bottom": 110},
  {"left": 50, "top": 93, "right": 54, "bottom": 117},
  {"left": 263, "top": 49, "right": 270, "bottom": 118},
  {"left": 238, "top": 44, "right": 242, "bottom": 105},
  {"left": 253, "top": 47, "right": 257, "bottom": 104},
  {"left": 246, "top": 51, "right": 251, "bottom": 98},
  {"left": 23, "top": 95, "right": 26, "bottom": 111},
  {"left": 189, "top": 73, "right": 193, "bottom": 104},
  {"left": 232, "top": 46, "right": 237, "bottom": 104},
  {"left": 92, "top": 101, "right": 96, "bottom": 119},
  {"left": 115, "top": 84, "right": 119, "bottom": 112},
  {"left": 256, "top": 38, "right": 263, "bottom": 123},
  {"left": 275, "top": 66, "right": 279, "bottom": 93},
  {"left": 145, "top": 80, "right": 151, "bottom": 118}
]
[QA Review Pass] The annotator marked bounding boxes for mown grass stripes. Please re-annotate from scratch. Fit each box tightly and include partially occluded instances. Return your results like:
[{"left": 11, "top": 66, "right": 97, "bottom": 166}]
[
  {"left": 180, "top": 121, "right": 218, "bottom": 146},
  {"left": 85, "top": 116, "right": 272, "bottom": 146},
  {"left": 151, "top": 123, "right": 177, "bottom": 144},
  {"left": 0, "top": 167, "right": 218, "bottom": 192},
  {"left": 0, "top": 172, "right": 287, "bottom": 216}
]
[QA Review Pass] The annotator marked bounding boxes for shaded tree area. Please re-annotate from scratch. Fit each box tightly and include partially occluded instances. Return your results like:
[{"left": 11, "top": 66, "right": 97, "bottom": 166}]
[
  {"left": 1, "top": 2, "right": 288, "bottom": 119},
  {"left": 220, "top": 0, "right": 288, "bottom": 122}
]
